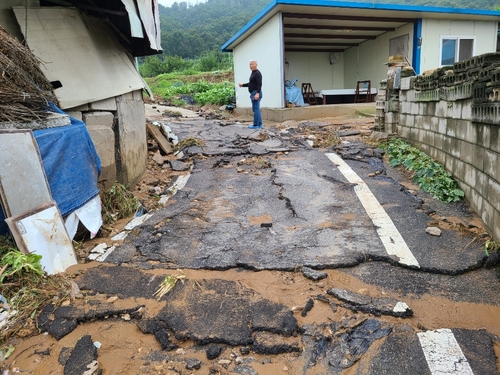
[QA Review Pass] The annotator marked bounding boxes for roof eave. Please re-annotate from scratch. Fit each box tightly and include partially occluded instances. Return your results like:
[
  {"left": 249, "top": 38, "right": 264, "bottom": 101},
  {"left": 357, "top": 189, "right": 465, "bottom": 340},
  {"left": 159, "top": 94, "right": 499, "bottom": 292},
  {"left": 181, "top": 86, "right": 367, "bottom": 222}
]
[{"left": 221, "top": 0, "right": 500, "bottom": 52}]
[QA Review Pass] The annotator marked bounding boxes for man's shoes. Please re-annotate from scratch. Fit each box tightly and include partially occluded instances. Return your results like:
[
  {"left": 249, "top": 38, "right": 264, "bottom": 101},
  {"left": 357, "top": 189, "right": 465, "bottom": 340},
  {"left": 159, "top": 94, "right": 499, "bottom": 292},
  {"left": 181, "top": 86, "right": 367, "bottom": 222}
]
[{"left": 248, "top": 125, "right": 262, "bottom": 129}]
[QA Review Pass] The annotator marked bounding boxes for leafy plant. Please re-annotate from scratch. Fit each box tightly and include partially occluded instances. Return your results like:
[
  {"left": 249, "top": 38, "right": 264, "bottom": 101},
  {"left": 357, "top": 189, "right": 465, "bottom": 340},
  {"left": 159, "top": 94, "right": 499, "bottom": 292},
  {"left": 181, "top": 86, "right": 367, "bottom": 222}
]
[
  {"left": 100, "top": 182, "right": 140, "bottom": 224},
  {"left": 382, "top": 138, "right": 464, "bottom": 203},
  {"left": 0, "top": 250, "right": 43, "bottom": 283},
  {"left": 0, "top": 236, "right": 72, "bottom": 341},
  {"left": 484, "top": 239, "right": 500, "bottom": 256}
]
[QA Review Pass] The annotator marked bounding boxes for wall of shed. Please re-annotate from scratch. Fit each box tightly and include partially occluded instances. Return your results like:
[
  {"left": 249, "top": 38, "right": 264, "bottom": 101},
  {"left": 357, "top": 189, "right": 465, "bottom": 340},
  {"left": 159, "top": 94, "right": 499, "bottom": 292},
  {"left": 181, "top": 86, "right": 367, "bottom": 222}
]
[
  {"left": 284, "top": 51, "right": 344, "bottom": 93},
  {"left": 378, "top": 54, "right": 500, "bottom": 241},
  {"left": 0, "top": 0, "right": 38, "bottom": 40},
  {"left": 344, "top": 23, "right": 414, "bottom": 90},
  {"left": 419, "top": 19, "right": 498, "bottom": 72},
  {"left": 233, "top": 13, "right": 284, "bottom": 109}
]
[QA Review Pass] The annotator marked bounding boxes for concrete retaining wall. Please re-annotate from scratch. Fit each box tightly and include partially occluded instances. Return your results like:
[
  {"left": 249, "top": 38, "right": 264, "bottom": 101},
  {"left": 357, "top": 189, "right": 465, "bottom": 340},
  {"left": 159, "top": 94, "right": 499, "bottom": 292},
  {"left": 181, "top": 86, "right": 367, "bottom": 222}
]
[{"left": 382, "top": 54, "right": 500, "bottom": 241}]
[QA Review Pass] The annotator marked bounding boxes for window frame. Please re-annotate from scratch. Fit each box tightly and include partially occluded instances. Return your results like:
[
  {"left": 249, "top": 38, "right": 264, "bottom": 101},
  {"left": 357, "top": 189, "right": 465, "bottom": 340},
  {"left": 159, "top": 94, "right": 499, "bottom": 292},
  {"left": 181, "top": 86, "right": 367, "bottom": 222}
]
[{"left": 439, "top": 36, "right": 476, "bottom": 67}]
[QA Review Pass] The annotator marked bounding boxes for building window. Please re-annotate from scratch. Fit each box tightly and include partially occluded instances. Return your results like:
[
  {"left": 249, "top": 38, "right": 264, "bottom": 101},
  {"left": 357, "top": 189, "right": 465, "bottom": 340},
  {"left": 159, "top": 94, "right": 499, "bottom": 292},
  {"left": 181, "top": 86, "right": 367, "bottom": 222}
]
[
  {"left": 440, "top": 37, "right": 475, "bottom": 66},
  {"left": 390, "top": 34, "right": 409, "bottom": 58}
]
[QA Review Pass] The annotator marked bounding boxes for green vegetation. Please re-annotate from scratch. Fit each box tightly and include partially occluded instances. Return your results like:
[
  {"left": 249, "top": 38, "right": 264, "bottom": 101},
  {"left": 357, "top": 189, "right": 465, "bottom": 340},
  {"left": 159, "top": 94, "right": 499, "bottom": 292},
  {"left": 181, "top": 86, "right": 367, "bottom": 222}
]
[
  {"left": 139, "top": 51, "right": 233, "bottom": 78},
  {"left": 0, "top": 236, "right": 72, "bottom": 341},
  {"left": 100, "top": 182, "right": 140, "bottom": 225},
  {"left": 484, "top": 239, "right": 500, "bottom": 256},
  {"left": 146, "top": 70, "right": 234, "bottom": 106},
  {"left": 0, "top": 250, "right": 42, "bottom": 283},
  {"left": 383, "top": 138, "right": 465, "bottom": 203}
]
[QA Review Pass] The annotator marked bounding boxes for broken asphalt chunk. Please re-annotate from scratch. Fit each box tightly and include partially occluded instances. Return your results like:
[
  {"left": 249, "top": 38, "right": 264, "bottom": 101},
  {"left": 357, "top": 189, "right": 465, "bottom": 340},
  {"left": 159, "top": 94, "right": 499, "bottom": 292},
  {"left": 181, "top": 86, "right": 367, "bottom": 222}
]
[
  {"left": 63, "top": 335, "right": 100, "bottom": 375},
  {"left": 206, "top": 344, "right": 224, "bottom": 360},
  {"left": 251, "top": 332, "right": 301, "bottom": 355},
  {"left": 301, "top": 298, "right": 314, "bottom": 317},
  {"left": 38, "top": 301, "right": 144, "bottom": 340},
  {"left": 170, "top": 160, "right": 191, "bottom": 171},
  {"left": 326, "top": 288, "right": 413, "bottom": 318},
  {"left": 327, "top": 319, "right": 392, "bottom": 370},
  {"left": 136, "top": 319, "right": 178, "bottom": 351},
  {"left": 301, "top": 266, "right": 328, "bottom": 281}
]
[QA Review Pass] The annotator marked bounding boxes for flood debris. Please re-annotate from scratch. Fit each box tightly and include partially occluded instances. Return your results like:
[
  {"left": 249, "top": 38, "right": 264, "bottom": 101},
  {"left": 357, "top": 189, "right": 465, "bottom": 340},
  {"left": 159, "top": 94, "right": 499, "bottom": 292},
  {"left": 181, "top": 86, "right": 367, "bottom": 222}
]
[
  {"left": 326, "top": 288, "right": 413, "bottom": 318},
  {"left": 301, "top": 298, "right": 314, "bottom": 317},
  {"left": 301, "top": 266, "right": 328, "bottom": 281},
  {"left": 327, "top": 319, "right": 392, "bottom": 370},
  {"left": 153, "top": 271, "right": 186, "bottom": 300},
  {"left": 305, "top": 318, "right": 392, "bottom": 371}
]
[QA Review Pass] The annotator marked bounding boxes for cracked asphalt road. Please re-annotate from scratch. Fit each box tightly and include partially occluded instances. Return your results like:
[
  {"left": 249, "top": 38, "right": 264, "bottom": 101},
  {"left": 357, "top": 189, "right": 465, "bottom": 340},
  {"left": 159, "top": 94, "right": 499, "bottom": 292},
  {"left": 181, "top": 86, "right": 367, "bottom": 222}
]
[{"left": 5, "top": 112, "right": 500, "bottom": 375}]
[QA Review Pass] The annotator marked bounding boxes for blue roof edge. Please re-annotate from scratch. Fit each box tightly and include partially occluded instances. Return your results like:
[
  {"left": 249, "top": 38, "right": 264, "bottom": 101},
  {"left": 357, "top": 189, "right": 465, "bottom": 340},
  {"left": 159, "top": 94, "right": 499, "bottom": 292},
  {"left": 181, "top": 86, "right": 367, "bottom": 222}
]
[
  {"left": 221, "top": 0, "right": 500, "bottom": 52},
  {"left": 222, "top": 0, "right": 279, "bottom": 52}
]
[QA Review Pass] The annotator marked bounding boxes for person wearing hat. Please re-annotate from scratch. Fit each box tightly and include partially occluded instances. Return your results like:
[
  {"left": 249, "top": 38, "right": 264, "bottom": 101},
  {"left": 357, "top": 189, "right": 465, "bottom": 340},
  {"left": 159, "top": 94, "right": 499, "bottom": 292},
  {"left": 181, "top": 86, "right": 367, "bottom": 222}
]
[{"left": 239, "top": 59, "right": 263, "bottom": 129}]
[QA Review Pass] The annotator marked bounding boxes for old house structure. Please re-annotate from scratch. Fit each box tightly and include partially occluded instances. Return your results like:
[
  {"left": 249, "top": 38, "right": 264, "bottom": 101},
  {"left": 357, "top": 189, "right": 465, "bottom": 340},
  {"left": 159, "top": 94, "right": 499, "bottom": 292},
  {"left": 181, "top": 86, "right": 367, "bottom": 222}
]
[{"left": 1, "top": 0, "right": 161, "bottom": 190}]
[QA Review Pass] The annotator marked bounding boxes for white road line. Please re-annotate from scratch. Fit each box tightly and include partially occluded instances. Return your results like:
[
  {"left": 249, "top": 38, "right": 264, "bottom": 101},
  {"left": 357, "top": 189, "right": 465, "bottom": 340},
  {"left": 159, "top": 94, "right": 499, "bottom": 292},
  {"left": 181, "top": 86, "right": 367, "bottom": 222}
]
[
  {"left": 325, "top": 153, "right": 420, "bottom": 268},
  {"left": 418, "top": 329, "right": 474, "bottom": 375}
]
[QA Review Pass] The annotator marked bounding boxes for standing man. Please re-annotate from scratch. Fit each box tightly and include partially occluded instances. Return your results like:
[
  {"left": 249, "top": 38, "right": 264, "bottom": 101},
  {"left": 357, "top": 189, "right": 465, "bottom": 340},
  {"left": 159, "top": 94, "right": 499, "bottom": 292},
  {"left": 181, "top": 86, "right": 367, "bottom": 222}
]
[{"left": 239, "top": 59, "right": 263, "bottom": 129}]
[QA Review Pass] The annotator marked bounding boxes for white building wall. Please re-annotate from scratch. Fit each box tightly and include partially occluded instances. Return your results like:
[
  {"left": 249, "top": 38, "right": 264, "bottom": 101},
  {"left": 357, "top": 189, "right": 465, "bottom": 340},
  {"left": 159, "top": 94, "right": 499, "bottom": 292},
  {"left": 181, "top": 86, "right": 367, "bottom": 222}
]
[
  {"left": 345, "top": 23, "right": 414, "bottom": 89},
  {"left": 233, "top": 13, "right": 283, "bottom": 109},
  {"left": 420, "top": 19, "right": 498, "bottom": 72},
  {"left": 284, "top": 51, "right": 344, "bottom": 92}
]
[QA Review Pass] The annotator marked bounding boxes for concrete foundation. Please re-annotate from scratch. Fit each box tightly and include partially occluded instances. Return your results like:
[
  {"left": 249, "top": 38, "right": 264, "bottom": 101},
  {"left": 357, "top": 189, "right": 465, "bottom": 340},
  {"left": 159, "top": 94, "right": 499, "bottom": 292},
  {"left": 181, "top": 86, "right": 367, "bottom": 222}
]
[{"left": 234, "top": 103, "right": 375, "bottom": 122}]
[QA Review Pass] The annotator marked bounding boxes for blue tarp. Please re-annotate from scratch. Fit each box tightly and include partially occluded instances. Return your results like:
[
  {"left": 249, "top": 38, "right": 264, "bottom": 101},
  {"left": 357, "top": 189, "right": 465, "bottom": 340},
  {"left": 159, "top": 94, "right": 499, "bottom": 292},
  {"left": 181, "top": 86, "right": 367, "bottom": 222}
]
[{"left": 0, "top": 104, "right": 101, "bottom": 234}]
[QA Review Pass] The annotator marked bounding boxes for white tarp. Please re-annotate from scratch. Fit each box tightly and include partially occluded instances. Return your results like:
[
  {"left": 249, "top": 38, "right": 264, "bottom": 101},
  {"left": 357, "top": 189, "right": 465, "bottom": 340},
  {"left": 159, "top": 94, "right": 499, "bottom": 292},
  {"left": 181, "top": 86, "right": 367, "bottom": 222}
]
[{"left": 13, "top": 7, "right": 146, "bottom": 109}]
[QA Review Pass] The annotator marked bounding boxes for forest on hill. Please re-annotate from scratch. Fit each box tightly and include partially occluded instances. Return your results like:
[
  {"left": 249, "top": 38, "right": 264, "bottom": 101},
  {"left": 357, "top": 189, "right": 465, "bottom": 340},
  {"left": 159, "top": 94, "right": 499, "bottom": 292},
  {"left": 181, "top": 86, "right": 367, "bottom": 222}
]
[{"left": 158, "top": 0, "right": 500, "bottom": 59}]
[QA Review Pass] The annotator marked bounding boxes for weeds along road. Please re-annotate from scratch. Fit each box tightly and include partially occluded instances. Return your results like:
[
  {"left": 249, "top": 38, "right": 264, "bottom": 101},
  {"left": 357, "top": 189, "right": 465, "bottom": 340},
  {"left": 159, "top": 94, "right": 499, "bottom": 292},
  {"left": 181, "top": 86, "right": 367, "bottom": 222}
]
[{"left": 5, "top": 111, "right": 500, "bottom": 375}]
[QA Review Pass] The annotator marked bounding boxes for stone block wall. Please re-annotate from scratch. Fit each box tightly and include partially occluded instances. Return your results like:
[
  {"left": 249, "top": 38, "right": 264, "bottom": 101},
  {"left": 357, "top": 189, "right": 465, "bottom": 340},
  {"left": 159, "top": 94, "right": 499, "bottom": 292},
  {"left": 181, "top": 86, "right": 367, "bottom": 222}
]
[
  {"left": 67, "top": 90, "right": 146, "bottom": 191},
  {"left": 380, "top": 53, "right": 500, "bottom": 241}
]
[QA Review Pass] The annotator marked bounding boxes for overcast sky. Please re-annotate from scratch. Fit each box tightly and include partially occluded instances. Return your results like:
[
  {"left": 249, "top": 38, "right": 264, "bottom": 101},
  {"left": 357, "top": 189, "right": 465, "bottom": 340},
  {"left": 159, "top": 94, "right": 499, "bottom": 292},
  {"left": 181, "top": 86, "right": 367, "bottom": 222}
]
[{"left": 158, "top": 0, "right": 206, "bottom": 7}]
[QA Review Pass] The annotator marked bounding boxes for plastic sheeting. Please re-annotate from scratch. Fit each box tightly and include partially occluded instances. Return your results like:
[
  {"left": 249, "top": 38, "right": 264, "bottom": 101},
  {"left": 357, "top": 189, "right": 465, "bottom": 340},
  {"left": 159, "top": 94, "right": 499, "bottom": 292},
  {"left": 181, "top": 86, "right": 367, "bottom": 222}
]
[
  {"left": 0, "top": 104, "right": 101, "bottom": 235},
  {"left": 285, "top": 78, "right": 305, "bottom": 106}
]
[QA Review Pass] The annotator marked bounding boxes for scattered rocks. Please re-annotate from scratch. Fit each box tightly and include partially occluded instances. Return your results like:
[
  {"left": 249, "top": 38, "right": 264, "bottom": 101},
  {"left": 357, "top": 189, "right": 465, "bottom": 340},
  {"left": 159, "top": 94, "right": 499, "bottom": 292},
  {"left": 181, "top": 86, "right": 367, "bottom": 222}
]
[
  {"left": 425, "top": 227, "right": 442, "bottom": 236},
  {"left": 206, "top": 344, "right": 224, "bottom": 360},
  {"left": 301, "top": 298, "right": 314, "bottom": 317},
  {"left": 186, "top": 358, "right": 201, "bottom": 370},
  {"left": 239, "top": 347, "right": 251, "bottom": 355},
  {"left": 152, "top": 151, "right": 165, "bottom": 165}
]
